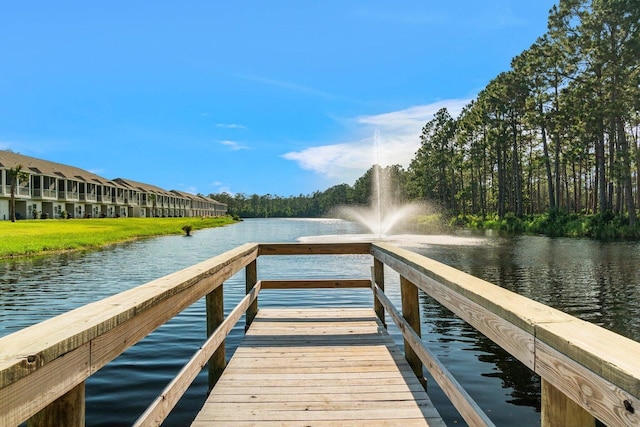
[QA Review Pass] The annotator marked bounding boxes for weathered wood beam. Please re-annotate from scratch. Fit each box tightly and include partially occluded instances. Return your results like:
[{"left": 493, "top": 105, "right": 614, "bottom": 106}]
[
  {"left": 0, "top": 343, "right": 90, "bottom": 426},
  {"left": 373, "top": 258, "right": 386, "bottom": 327},
  {"left": 541, "top": 379, "right": 595, "bottom": 427},
  {"left": 260, "top": 279, "right": 371, "bottom": 289},
  {"left": 27, "top": 382, "right": 85, "bottom": 427},
  {"left": 400, "top": 276, "right": 423, "bottom": 383},
  {"left": 245, "top": 260, "right": 258, "bottom": 331},
  {"left": 258, "top": 242, "right": 371, "bottom": 256},
  {"left": 207, "top": 286, "right": 225, "bottom": 391}
]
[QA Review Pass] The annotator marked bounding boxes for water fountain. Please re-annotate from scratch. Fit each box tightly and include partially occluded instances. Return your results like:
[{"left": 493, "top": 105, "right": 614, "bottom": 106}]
[
  {"left": 333, "top": 164, "right": 425, "bottom": 238},
  {"left": 298, "top": 132, "right": 486, "bottom": 248}
]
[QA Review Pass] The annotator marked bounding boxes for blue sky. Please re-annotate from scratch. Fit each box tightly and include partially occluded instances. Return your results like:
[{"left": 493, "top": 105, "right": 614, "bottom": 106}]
[{"left": 1, "top": 1, "right": 557, "bottom": 197}]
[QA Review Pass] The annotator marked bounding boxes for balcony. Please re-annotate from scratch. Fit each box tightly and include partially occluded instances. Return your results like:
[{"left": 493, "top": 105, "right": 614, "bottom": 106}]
[
  {"left": 59, "top": 191, "right": 79, "bottom": 201},
  {"left": 43, "top": 189, "right": 58, "bottom": 199},
  {"left": 15, "top": 187, "right": 31, "bottom": 197},
  {"left": 80, "top": 193, "right": 97, "bottom": 202}
]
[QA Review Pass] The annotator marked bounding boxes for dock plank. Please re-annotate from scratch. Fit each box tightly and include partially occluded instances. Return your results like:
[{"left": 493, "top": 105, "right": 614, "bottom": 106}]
[{"left": 192, "top": 308, "right": 444, "bottom": 426}]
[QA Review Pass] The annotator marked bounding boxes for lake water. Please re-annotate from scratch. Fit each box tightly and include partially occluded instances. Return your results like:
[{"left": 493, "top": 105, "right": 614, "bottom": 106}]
[{"left": 1, "top": 218, "right": 639, "bottom": 426}]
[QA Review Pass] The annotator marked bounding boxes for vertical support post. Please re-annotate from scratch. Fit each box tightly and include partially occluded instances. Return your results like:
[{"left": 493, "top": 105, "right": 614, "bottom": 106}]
[
  {"left": 245, "top": 260, "right": 258, "bottom": 332},
  {"left": 28, "top": 381, "right": 85, "bottom": 427},
  {"left": 400, "top": 276, "right": 424, "bottom": 385},
  {"left": 541, "top": 379, "right": 595, "bottom": 427},
  {"left": 206, "top": 285, "right": 225, "bottom": 392},
  {"left": 373, "top": 258, "right": 386, "bottom": 328}
]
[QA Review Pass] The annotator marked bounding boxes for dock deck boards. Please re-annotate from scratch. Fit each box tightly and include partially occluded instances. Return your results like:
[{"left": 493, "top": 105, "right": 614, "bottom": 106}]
[{"left": 192, "top": 307, "right": 445, "bottom": 426}]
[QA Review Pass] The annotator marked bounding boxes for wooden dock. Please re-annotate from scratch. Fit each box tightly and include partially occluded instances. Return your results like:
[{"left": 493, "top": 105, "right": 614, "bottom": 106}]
[
  {"left": 192, "top": 307, "right": 445, "bottom": 426},
  {"left": 3, "top": 242, "right": 640, "bottom": 427}
]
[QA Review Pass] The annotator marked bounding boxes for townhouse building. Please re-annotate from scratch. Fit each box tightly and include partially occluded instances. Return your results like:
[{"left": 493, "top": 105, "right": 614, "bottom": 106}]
[{"left": 0, "top": 150, "right": 226, "bottom": 220}]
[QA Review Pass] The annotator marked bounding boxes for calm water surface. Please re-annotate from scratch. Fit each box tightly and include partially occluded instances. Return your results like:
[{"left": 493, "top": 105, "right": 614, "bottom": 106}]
[{"left": 1, "top": 218, "right": 639, "bottom": 426}]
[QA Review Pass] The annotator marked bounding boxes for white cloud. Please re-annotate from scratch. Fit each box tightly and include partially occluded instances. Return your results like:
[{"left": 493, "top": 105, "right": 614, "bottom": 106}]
[
  {"left": 282, "top": 99, "right": 470, "bottom": 185},
  {"left": 356, "top": 100, "right": 468, "bottom": 130},
  {"left": 283, "top": 139, "right": 372, "bottom": 178},
  {"left": 220, "top": 140, "right": 249, "bottom": 151},
  {"left": 216, "top": 123, "right": 247, "bottom": 129},
  {"left": 210, "top": 182, "right": 234, "bottom": 195}
]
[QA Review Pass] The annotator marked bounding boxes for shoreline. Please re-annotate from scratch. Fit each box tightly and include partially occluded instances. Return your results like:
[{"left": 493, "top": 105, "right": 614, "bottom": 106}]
[{"left": 0, "top": 217, "right": 237, "bottom": 259}]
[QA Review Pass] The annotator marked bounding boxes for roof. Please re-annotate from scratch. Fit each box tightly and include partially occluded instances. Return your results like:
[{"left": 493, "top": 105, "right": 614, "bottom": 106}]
[
  {"left": 0, "top": 150, "right": 125, "bottom": 188},
  {"left": 113, "top": 178, "right": 174, "bottom": 196},
  {"left": 170, "top": 189, "right": 227, "bottom": 206},
  {"left": 169, "top": 189, "right": 200, "bottom": 201}
]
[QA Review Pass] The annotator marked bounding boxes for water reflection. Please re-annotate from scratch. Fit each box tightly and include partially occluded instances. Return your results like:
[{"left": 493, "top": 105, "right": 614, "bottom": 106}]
[{"left": 423, "top": 236, "right": 640, "bottom": 341}]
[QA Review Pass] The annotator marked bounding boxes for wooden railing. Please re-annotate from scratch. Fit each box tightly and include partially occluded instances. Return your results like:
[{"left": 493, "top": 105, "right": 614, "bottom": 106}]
[
  {"left": 0, "top": 242, "right": 639, "bottom": 427},
  {"left": 371, "top": 242, "right": 640, "bottom": 427}
]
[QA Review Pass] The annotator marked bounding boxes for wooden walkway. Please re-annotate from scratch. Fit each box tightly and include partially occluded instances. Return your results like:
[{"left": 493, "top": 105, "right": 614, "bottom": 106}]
[{"left": 192, "top": 307, "right": 445, "bottom": 426}]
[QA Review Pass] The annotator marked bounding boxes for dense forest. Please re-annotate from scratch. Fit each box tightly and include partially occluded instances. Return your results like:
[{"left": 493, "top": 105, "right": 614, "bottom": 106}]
[{"left": 212, "top": 0, "right": 640, "bottom": 237}]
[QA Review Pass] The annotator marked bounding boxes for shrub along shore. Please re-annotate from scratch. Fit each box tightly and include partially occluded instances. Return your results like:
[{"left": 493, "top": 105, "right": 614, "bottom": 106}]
[
  {"left": 448, "top": 211, "right": 640, "bottom": 239},
  {"left": 0, "top": 216, "right": 237, "bottom": 258}
]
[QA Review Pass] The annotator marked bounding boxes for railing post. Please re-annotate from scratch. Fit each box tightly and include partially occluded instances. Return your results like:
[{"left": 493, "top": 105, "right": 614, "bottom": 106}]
[
  {"left": 27, "top": 381, "right": 85, "bottom": 427},
  {"left": 400, "top": 276, "right": 425, "bottom": 386},
  {"left": 206, "top": 285, "right": 225, "bottom": 392},
  {"left": 245, "top": 260, "right": 258, "bottom": 332},
  {"left": 541, "top": 378, "right": 595, "bottom": 427},
  {"left": 373, "top": 258, "right": 386, "bottom": 328}
]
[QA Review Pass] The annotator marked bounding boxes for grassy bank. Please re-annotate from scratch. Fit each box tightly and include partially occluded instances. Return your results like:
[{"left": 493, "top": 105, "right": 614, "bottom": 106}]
[{"left": 0, "top": 216, "right": 237, "bottom": 258}]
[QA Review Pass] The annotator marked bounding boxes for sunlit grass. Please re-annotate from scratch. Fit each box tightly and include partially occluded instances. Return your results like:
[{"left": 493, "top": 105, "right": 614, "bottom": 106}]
[{"left": 0, "top": 217, "right": 237, "bottom": 258}]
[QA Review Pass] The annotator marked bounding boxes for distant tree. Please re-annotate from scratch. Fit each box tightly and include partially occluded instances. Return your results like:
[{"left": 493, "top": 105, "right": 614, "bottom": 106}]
[
  {"left": 408, "top": 108, "right": 457, "bottom": 209},
  {"left": 352, "top": 167, "right": 373, "bottom": 205},
  {"left": 8, "top": 165, "right": 29, "bottom": 222}
]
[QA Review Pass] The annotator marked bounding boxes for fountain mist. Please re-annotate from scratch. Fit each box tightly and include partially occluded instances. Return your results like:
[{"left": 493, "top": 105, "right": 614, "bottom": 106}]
[
  {"left": 334, "top": 164, "right": 425, "bottom": 238},
  {"left": 335, "top": 131, "right": 426, "bottom": 238},
  {"left": 299, "top": 132, "right": 487, "bottom": 248}
]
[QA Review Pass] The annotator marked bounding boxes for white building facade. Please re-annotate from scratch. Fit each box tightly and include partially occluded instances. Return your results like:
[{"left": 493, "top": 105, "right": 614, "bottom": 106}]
[{"left": 0, "top": 151, "right": 226, "bottom": 220}]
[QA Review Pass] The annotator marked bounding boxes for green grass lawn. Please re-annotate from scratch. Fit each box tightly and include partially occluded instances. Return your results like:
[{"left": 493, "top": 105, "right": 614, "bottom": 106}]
[{"left": 0, "top": 216, "right": 237, "bottom": 258}]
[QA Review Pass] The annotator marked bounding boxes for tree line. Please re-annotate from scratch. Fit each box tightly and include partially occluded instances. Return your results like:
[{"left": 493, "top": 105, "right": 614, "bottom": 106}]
[
  {"left": 212, "top": 0, "right": 640, "bottom": 234},
  {"left": 407, "top": 0, "right": 640, "bottom": 227},
  {"left": 210, "top": 165, "right": 407, "bottom": 219}
]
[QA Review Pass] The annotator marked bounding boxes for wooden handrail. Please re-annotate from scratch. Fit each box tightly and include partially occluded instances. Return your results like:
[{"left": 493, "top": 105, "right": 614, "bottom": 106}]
[
  {"left": 0, "top": 242, "right": 259, "bottom": 426},
  {"left": 258, "top": 242, "right": 371, "bottom": 256},
  {"left": 133, "top": 278, "right": 373, "bottom": 426},
  {"left": 1, "top": 241, "right": 639, "bottom": 427},
  {"left": 372, "top": 281, "right": 495, "bottom": 427},
  {"left": 371, "top": 242, "right": 640, "bottom": 426},
  {"left": 133, "top": 281, "right": 262, "bottom": 426},
  {"left": 260, "top": 279, "right": 372, "bottom": 289}
]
